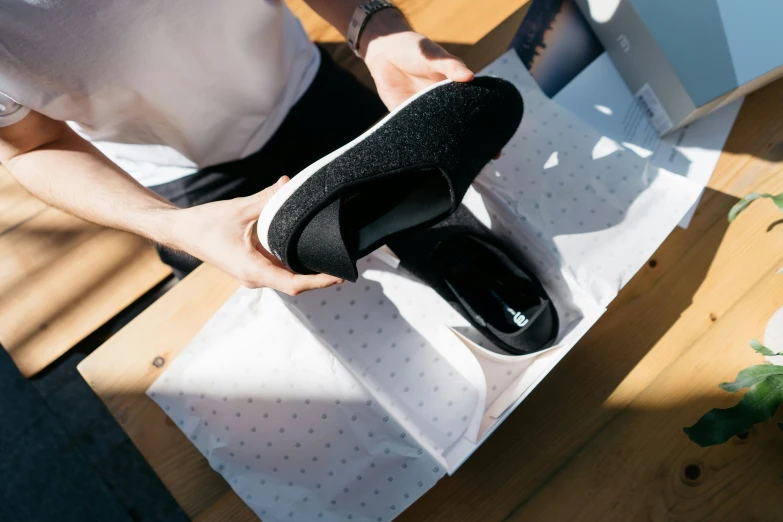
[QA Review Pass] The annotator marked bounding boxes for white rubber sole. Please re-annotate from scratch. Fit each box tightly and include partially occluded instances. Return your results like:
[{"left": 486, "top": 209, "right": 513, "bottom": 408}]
[{"left": 257, "top": 79, "right": 454, "bottom": 259}]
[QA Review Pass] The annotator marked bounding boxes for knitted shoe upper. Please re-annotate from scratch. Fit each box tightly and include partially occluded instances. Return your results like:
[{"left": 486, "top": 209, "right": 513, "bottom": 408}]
[{"left": 266, "top": 76, "right": 524, "bottom": 280}]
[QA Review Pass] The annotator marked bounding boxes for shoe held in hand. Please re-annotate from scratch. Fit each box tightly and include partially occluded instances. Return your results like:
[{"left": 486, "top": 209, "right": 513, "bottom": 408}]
[{"left": 257, "top": 77, "right": 523, "bottom": 281}]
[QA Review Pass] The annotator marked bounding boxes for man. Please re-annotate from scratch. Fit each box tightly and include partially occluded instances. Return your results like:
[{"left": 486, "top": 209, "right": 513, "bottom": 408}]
[{"left": 0, "top": 0, "right": 475, "bottom": 295}]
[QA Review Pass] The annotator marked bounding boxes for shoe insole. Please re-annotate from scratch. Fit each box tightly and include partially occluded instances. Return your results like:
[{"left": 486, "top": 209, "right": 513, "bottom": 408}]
[{"left": 435, "top": 236, "right": 544, "bottom": 334}]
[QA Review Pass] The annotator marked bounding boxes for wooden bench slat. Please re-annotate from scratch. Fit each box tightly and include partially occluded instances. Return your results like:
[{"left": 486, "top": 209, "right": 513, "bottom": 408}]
[
  {"left": 501, "top": 261, "right": 783, "bottom": 522},
  {"left": 0, "top": 204, "right": 170, "bottom": 376}
]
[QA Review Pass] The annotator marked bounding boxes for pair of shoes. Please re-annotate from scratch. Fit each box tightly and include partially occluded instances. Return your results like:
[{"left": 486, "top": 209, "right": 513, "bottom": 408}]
[{"left": 257, "top": 77, "right": 557, "bottom": 355}]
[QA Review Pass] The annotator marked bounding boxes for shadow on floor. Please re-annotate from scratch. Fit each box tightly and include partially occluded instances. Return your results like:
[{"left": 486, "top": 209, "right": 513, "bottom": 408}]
[
  {"left": 0, "top": 277, "right": 184, "bottom": 522},
  {"left": 0, "top": 345, "right": 187, "bottom": 522}
]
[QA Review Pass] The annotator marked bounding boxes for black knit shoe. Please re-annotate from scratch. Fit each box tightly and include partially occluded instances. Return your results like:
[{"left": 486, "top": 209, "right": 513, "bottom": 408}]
[
  {"left": 257, "top": 77, "right": 523, "bottom": 281},
  {"left": 387, "top": 206, "right": 559, "bottom": 356}
]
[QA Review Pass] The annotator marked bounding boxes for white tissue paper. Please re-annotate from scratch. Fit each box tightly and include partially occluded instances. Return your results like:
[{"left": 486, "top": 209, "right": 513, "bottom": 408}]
[{"left": 147, "top": 49, "right": 704, "bottom": 522}]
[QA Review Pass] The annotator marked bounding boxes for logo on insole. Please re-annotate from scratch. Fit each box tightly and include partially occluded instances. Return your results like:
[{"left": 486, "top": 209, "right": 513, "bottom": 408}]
[
  {"left": 505, "top": 303, "right": 529, "bottom": 328},
  {"left": 512, "top": 311, "right": 529, "bottom": 328}
]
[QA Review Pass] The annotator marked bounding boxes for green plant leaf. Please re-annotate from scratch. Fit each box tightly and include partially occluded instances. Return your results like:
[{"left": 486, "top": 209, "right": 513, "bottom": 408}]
[
  {"left": 749, "top": 339, "right": 780, "bottom": 356},
  {"left": 684, "top": 374, "right": 783, "bottom": 446},
  {"left": 719, "top": 364, "right": 783, "bottom": 392},
  {"left": 728, "top": 192, "right": 783, "bottom": 222},
  {"left": 729, "top": 193, "right": 765, "bottom": 221}
]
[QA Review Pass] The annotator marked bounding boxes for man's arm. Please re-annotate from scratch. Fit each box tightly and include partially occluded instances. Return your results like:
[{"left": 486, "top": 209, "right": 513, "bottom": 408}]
[
  {"left": 0, "top": 110, "right": 179, "bottom": 244},
  {"left": 0, "top": 111, "right": 341, "bottom": 294}
]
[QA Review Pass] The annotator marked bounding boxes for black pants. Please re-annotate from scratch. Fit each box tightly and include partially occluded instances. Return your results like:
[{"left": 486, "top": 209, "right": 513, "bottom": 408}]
[{"left": 150, "top": 47, "right": 387, "bottom": 279}]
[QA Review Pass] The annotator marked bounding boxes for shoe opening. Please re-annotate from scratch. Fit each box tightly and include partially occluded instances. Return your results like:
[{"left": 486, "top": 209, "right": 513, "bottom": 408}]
[
  {"left": 342, "top": 167, "right": 452, "bottom": 256},
  {"left": 293, "top": 167, "right": 452, "bottom": 281}
]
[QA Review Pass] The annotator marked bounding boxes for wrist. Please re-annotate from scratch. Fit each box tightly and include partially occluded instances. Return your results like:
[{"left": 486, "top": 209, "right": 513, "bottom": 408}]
[
  {"left": 358, "top": 8, "right": 411, "bottom": 60},
  {"left": 140, "top": 204, "right": 184, "bottom": 251}
]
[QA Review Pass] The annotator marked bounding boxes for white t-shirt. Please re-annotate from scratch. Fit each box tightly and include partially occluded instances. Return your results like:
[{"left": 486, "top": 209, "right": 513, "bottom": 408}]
[{"left": 0, "top": 1, "right": 320, "bottom": 186}]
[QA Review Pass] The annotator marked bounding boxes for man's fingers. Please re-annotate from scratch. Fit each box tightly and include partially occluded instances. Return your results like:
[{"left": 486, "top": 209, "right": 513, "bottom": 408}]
[
  {"left": 241, "top": 250, "right": 343, "bottom": 295},
  {"left": 436, "top": 57, "right": 474, "bottom": 83},
  {"left": 420, "top": 39, "right": 473, "bottom": 83},
  {"left": 285, "top": 272, "right": 344, "bottom": 295},
  {"left": 255, "top": 264, "right": 343, "bottom": 295}
]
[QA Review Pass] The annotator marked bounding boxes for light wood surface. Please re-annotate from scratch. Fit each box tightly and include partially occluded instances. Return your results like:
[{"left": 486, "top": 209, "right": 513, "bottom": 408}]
[
  {"left": 0, "top": 166, "right": 171, "bottom": 376},
  {"left": 79, "top": 1, "right": 783, "bottom": 520}
]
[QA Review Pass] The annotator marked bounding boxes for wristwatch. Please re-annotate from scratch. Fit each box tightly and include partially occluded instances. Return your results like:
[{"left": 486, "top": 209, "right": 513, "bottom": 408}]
[{"left": 346, "top": 0, "right": 398, "bottom": 57}]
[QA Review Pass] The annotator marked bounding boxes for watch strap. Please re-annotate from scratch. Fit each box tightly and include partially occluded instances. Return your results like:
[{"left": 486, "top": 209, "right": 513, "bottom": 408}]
[{"left": 346, "top": 0, "right": 397, "bottom": 57}]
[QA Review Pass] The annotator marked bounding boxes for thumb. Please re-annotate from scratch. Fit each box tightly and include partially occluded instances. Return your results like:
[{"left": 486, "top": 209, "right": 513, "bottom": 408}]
[
  {"left": 238, "top": 176, "right": 289, "bottom": 221},
  {"left": 257, "top": 176, "right": 289, "bottom": 207}
]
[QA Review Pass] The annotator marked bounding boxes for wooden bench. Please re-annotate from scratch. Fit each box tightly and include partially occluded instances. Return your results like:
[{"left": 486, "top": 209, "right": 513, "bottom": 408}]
[
  {"left": 0, "top": 166, "right": 171, "bottom": 377},
  {"left": 77, "top": 1, "right": 783, "bottom": 520}
]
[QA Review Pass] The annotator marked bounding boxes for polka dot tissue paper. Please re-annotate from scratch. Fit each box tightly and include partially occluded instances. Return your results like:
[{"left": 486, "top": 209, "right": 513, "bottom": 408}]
[{"left": 147, "top": 49, "right": 704, "bottom": 522}]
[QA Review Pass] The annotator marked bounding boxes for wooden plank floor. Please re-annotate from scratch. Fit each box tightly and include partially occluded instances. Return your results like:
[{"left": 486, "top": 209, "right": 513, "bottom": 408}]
[
  {"left": 0, "top": 165, "right": 171, "bottom": 377},
  {"left": 79, "top": 1, "right": 783, "bottom": 520}
]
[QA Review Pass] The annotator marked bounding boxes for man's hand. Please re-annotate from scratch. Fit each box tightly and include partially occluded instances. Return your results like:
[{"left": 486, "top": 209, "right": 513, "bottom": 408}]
[
  {"left": 359, "top": 9, "right": 474, "bottom": 110},
  {"left": 171, "top": 177, "right": 343, "bottom": 295}
]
